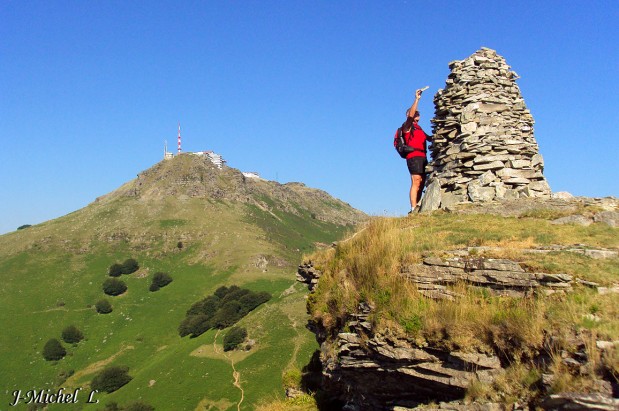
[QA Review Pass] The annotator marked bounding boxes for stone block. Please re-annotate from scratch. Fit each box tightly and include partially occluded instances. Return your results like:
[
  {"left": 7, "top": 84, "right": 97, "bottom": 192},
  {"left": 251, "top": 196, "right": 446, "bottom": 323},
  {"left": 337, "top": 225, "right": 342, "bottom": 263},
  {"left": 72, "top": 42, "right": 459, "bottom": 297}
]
[
  {"left": 531, "top": 153, "right": 544, "bottom": 167},
  {"left": 420, "top": 179, "right": 442, "bottom": 212},
  {"left": 461, "top": 122, "right": 478, "bottom": 133},
  {"left": 552, "top": 191, "right": 574, "bottom": 199},
  {"left": 494, "top": 183, "right": 507, "bottom": 199},
  {"left": 593, "top": 211, "right": 619, "bottom": 227},
  {"left": 509, "top": 159, "right": 531, "bottom": 168},
  {"left": 478, "top": 170, "right": 496, "bottom": 186},
  {"left": 441, "top": 192, "right": 467, "bottom": 209},
  {"left": 529, "top": 180, "right": 551, "bottom": 193},
  {"left": 473, "top": 161, "right": 504, "bottom": 171},
  {"left": 468, "top": 181, "right": 495, "bottom": 202},
  {"left": 551, "top": 215, "right": 593, "bottom": 227},
  {"left": 478, "top": 103, "right": 508, "bottom": 113}
]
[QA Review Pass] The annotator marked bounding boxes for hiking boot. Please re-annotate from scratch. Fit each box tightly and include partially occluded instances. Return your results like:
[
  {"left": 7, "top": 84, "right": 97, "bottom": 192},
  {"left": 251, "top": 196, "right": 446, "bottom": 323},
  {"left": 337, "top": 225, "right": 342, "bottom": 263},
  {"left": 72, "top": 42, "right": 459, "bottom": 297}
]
[{"left": 408, "top": 206, "right": 420, "bottom": 215}]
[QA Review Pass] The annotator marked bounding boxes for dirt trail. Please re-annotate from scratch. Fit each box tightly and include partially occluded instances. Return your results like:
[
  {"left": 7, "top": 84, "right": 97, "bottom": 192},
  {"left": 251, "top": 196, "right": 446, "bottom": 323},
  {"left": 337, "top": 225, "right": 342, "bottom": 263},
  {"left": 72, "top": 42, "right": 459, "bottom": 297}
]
[
  {"left": 285, "top": 314, "right": 302, "bottom": 372},
  {"left": 213, "top": 330, "right": 244, "bottom": 411}
]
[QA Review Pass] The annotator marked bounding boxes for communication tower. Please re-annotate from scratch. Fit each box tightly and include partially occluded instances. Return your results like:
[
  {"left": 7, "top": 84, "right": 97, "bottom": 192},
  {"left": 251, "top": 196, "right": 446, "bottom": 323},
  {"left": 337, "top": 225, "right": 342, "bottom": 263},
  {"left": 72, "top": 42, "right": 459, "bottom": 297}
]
[{"left": 177, "top": 122, "right": 182, "bottom": 154}]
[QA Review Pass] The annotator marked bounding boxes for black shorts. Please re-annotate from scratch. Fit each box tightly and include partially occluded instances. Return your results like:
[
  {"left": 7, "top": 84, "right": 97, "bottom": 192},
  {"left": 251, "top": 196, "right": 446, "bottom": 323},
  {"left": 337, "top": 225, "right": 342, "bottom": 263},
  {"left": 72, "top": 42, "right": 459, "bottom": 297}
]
[{"left": 406, "top": 157, "right": 427, "bottom": 175}]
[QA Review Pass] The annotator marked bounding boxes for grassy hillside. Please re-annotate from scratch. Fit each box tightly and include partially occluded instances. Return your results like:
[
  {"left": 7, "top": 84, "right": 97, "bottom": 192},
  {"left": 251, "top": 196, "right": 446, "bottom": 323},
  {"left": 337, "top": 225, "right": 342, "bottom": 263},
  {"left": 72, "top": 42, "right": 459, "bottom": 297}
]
[
  {"left": 0, "top": 155, "right": 364, "bottom": 410},
  {"left": 303, "top": 209, "right": 618, "bottom": 407}
]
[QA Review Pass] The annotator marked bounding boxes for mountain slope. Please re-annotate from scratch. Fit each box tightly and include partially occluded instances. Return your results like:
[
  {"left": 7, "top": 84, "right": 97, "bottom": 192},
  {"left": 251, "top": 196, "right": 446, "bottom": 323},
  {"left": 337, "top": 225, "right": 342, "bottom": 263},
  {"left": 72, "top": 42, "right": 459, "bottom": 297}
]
[{"left": 0, "top": 154, "right": 366, "bottom": 410}]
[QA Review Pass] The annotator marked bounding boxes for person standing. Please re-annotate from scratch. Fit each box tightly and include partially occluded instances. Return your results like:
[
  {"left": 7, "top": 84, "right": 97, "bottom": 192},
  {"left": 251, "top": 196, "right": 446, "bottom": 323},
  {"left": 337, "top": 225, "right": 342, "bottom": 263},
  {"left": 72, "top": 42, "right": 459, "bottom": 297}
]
[{"left": 397, "top": 88, "right": 433, "bottom": 214}]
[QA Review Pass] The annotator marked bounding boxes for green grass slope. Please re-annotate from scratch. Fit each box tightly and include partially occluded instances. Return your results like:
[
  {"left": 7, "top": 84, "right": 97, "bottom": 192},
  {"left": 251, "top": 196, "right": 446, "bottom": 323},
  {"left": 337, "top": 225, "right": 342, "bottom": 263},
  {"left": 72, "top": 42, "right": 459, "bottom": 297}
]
[{"left": 0, "top": 155, "right": 365, "bottom": 410}]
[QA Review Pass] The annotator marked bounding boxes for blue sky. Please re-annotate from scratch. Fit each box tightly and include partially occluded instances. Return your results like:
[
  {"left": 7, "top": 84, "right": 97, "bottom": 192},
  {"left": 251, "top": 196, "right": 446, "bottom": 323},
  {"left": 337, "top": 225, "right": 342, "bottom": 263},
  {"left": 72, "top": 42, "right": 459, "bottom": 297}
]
[{"left": 1, "top": 1, "right": 618, "bottom": 235}]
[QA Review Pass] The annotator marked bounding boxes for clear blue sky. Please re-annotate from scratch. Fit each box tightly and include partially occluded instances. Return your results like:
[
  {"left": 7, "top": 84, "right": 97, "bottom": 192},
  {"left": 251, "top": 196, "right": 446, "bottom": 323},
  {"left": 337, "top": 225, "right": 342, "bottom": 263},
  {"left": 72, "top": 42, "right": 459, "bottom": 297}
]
[{"left": 1, "top": 1, "right": 618, "bottom": 234}]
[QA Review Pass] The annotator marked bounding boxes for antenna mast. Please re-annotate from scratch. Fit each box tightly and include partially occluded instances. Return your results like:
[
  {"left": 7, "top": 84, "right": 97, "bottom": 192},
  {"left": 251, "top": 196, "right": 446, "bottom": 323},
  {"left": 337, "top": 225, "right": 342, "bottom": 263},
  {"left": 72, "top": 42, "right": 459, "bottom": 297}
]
[{"left": 177, "top": 122, "right": 182, "bottom": 154}]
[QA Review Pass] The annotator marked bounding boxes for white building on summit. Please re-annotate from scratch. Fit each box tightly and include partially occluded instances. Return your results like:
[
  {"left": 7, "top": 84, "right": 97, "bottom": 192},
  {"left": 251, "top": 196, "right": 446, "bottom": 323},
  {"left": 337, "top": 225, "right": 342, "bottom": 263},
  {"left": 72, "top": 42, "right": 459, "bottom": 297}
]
[
  {"left": 163, "top": 124, "right": 227, "bottom": 169},
  {"left": 191, "top": 151, "right": 226, "bottom": 169}
]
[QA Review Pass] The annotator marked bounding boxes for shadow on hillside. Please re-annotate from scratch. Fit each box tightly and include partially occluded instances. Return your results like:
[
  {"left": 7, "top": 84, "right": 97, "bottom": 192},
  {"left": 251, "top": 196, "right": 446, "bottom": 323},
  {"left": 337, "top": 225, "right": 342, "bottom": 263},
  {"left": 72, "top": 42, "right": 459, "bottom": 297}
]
[{"left": 300, "top": 350, "right": 345, "bottom": 411}]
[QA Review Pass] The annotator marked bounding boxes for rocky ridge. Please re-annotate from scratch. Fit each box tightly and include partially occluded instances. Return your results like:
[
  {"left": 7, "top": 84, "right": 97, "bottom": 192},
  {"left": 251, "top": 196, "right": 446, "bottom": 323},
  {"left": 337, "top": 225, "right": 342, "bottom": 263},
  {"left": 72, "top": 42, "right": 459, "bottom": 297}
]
[
  {"left": 422, "top": 48, "right": 551, "bottom": 212},
  {"left": 96, "top": 153, "right": 366, "bottom": 227},
  {"left": 297, "top": 195, "right": 619, "bottom": 410},
  {"left": 298, "top": 256, "right": 619, "bottom": 410}
]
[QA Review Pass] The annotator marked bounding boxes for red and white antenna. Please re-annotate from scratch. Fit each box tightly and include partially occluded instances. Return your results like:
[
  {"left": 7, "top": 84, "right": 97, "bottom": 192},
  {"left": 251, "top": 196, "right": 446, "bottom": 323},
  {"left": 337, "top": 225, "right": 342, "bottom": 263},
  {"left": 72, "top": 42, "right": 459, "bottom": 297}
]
[{"left": 177, "top": 122, "right": 182, "bottom": 154}]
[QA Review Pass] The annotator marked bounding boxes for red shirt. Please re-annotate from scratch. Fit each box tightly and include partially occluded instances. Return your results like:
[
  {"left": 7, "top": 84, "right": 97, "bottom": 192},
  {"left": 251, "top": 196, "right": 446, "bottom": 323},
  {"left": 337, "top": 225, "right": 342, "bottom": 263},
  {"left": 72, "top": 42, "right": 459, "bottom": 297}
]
[{"left": 396, "top": 122, "right": 429, "bottom": 159}]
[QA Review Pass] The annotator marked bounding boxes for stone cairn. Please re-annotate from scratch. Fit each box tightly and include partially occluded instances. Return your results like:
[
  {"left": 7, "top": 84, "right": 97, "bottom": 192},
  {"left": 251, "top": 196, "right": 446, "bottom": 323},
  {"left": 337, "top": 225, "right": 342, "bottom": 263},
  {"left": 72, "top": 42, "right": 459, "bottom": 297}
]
[{"left": 421, "top": 47, "right": 551, "bottom": 211}]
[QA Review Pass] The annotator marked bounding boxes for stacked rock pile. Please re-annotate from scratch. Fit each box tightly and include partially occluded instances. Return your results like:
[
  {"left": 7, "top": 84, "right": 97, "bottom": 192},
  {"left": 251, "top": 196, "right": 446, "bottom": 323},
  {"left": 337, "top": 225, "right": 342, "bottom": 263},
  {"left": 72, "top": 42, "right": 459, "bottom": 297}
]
[{"left": 421, "top": 47, "right": 551, "bottom": 211}]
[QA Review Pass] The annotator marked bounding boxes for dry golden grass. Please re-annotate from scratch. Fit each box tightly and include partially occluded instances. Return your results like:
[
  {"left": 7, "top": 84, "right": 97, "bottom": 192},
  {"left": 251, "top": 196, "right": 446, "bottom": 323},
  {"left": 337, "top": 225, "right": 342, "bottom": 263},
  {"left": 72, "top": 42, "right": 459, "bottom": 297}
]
[{"left": 254, "top": 394, "right": 318, "bottom": 411}]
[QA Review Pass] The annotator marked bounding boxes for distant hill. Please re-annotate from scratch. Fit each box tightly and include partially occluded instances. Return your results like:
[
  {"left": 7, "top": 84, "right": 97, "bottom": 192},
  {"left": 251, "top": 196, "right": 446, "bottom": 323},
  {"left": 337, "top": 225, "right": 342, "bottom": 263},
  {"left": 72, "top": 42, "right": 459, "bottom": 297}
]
[{"left": 0, "top": 154, "right": 366, "bottom": 410}]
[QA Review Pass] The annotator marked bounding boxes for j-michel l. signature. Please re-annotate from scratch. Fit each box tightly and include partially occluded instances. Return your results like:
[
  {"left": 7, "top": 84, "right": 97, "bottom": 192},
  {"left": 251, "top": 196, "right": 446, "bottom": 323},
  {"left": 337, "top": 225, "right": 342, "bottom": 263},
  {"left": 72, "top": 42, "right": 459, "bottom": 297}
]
[{"left": 9, "top": 388, "right": 99, "bottom": 407}]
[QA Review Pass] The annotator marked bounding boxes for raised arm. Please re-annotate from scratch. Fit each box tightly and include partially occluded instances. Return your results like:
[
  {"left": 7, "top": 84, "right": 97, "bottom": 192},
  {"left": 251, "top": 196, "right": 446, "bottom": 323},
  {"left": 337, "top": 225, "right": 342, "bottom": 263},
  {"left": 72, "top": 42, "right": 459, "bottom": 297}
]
[{"left": 407, "top": 89, "right": 423, "bottom": 118}]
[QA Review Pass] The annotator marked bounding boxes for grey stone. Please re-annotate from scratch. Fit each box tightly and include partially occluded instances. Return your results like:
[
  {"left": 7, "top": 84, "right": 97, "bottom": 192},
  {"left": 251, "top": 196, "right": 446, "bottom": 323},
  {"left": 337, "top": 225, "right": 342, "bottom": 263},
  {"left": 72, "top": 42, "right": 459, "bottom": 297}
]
[
  {"left": 531, "top": 153, "right": 544, "bottom": 167},
  {"left": 478, "top": 170, "right": 496, "bottom": 186},
  {"left": 504, "top": 177, "right": 530, "bottom": 185},
  {"left": 593, "top": 211, "right": 619, "bottom": 227},
  {"left": 473, "top": 161, "right": 504, "bottom": 171},
  {"left": 461, "top": 122, "right": 478, "bottom": 133},
  {"left": 468, "top": 181, "right": 495, "bottom": 202},
  {"left": 551, "top": 215, "right": 593, "bottom": 226},
  {"left": 508, "top": 159, "right": 531, "bottom": 168},
  {"left": 552, "top": 191, "right": 574, "bottom": 199},
  {"left": 441, "top": 192, "right": 467, "bottom": 209},
  {"left": 583, "top": 249, "right": 618, "bottom": 259},
  {"left": 420, "top": 179, "right": 442, "bottom": 212},
  {"left": 494, "top": 183, "right": 507, "bottom": 199},
  {"left": 529, "top": 180, "right": 551, "bottom": 192}
]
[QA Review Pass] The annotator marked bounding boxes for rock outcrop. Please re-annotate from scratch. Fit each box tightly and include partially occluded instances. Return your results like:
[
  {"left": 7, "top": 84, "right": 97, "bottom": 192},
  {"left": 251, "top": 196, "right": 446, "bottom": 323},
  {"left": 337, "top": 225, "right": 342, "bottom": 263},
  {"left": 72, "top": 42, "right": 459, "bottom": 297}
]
[
  {"left": 401, "top": 255, "right": 574, "bottom": 299},
  {"left": 313, "top": 302, "right": 505, "bottom": 410},
  {"left": 298, "top": 252, "right": 619, "bottom": 410},
  {"left": 422, "top": 48, "right": 551, "bottom": 211}
]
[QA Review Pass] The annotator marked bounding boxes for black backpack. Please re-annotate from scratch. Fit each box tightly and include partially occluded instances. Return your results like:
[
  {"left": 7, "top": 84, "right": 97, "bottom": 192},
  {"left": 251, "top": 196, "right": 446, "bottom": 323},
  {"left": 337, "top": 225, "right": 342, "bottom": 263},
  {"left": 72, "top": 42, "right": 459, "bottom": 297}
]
[{"left": 394, "top": 127, "right": 424, "bottom": 159}]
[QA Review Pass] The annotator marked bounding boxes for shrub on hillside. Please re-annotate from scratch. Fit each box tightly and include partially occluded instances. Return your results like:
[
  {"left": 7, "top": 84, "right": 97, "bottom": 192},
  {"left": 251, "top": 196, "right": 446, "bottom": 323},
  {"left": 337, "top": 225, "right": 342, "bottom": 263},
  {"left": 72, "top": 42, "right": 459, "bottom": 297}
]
[
  {"left": 124, "top": 402, "right": 155, "bottom": 411},
  {"left": 223, "top": 327, "right": 247, "bottom": 351},
  {"left": 108, "top": 263, "right": 123, "bottom": 277},
  {"left": 61, "top": 325, "right": 84, "bottom": 344},
  {"left": 90, "top": 366, "right": 132, "bottom": 393},
  {"left": 121, "top": 258, "right": 139, "bottom": 274},
  {"left": 95, "top": 299, "right": 113, "bottom": 314},
  {"left": 149, "top": 272, "right": 173, "bottom": 292},
  {"left": 102, "top": 278, "right": 127, "bottom": 296},
  {"left": 17, "top": 224, "right": 32, "bottom": 230},
  {"left": 179, "top": 286, "right": 271, "bottom": 338},
  {"left": 43, "top": 338, "right": 66, "bottom": 361}
]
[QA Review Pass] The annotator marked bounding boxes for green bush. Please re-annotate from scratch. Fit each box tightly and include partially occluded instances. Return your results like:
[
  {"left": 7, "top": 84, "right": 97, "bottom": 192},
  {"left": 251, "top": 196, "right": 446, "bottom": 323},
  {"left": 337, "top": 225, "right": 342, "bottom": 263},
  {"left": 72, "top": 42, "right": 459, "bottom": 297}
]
[
  {"left": 186, "top": 295, "right": 220, "bottom": 317},
  {"left": 179, "top": 286, "right": 270, "bottom": 338},
  {"left": 108, "top": 263, "right": 123, "bottom": 277},
  {"left": 42, "top": 338, "right": 66, "bottom": 361},
  {"left": 17, "top": 224, "right": 32, "bottom": 230},
  {"left": 61, "top": 325, "right": 84, "bottom": 344},
  {"left": 90, "top": 366, "right": 132, "bottom": 393},
  {"left": 121, "top": 258, "right": 139, "bottom": 274},
  {"left": 102, "top": 278, "right": 127, "bottom": 296},
  {"left": 124, "top": 402, "right": 155, "bottom": 411},
  {"left": 95, "top": 299, "right": 113, "bottom": 314},
  {"left": 149, "top": 272, "right": 173, "bottom": 292},
  {"left": 223, "top": 327, "right": 247, "bottom": 351}
]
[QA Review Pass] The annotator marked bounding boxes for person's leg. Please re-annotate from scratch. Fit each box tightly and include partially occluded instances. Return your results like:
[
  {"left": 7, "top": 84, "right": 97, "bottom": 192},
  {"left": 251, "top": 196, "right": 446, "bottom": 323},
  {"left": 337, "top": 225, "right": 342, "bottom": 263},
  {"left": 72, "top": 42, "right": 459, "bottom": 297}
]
[
  {"left": 410, "top": 174, "right": 423, "bottom": 208},
  {"left": 416, "top": 173, "right": 426, "bottom": 204}
]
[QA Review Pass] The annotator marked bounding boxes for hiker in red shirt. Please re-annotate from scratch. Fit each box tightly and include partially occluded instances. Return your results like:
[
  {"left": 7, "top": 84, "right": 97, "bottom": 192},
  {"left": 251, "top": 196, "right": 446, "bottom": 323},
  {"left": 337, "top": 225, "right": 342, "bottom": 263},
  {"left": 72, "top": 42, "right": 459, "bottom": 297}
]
[{"left": 398, "top": 88, "right": 433, "bottom": 214}]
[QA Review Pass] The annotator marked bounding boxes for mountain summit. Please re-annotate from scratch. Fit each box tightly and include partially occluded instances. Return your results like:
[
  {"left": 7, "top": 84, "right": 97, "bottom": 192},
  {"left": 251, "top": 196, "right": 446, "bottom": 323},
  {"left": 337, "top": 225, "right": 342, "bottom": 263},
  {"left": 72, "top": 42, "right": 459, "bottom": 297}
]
[{"left": 0, "top": 154, "right": 365, "bottom": 410}]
